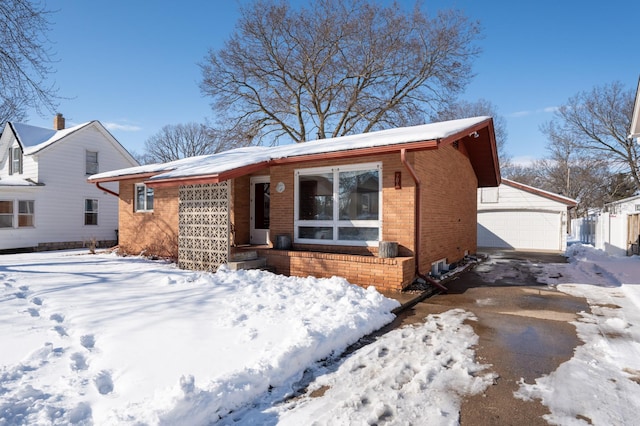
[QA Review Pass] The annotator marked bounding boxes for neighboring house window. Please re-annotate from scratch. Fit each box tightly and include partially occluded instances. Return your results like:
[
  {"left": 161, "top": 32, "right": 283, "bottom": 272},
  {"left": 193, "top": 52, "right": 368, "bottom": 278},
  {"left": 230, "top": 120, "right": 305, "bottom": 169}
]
[
  {"left": 480, "top": 187, "right": 499, "bottom": 203},
  {"left": 9, "top": 147, "right": 22, "bottom": 175},
  {"left": 0, "top": 201, "right": 13, "bottom": 228},
  {"left": 18, "top": 201, "right": 35, "bottom": 227},
  {"left": 294, "top": 162, "right": 381, "bottom": 245},
  {"left": 635, "top": 204, "right": 640, "bottom": 212},
  {"left": 85, "top": 199, "right": 98, "bottom": 225},
  {"left": 135, "top": 183, "right": 154, "bottom": 212},
  {"left": 86, "top": 151, "right": 99, "bottom": 175}
]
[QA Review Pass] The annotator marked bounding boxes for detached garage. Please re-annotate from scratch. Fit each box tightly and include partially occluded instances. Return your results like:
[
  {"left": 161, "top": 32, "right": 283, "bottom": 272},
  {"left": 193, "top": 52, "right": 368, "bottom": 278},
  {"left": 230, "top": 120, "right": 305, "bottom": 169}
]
[{"left": 477, "top": 179, "right": 576, "bottom": 252}]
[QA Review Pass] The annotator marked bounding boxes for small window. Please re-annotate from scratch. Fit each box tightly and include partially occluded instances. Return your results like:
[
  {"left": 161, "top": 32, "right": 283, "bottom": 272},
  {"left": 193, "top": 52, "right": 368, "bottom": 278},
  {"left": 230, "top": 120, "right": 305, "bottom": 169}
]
[
  {"left": 635, "top": 204, "right": 640, "bottom": 212},
  {"left": 18, "top": 200, "right": 34, "bottom": 227},
  {"left": 0, "top": 201, "right": 13, "bottom": 228},
  {"left": 135, "top": 183, "right": 154, "bottom": 212},
  {"left": 480, "top": 187, "right": 499, "bottom": 203},
  {"left": 86, "top": 151, "right": 99, "bottom": 175},
  {"left": 9, "top": 147, "right": 22, "bottom": 175},
  {"left": 85, "top": 199, "right": 98, "bottom": 225}
]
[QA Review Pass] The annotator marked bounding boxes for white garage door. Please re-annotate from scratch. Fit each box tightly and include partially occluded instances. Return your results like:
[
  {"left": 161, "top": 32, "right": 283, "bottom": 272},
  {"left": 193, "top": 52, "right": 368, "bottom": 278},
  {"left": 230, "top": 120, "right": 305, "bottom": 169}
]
[{"left": 478, "top": 210, "right": 562, "bottom": 251}]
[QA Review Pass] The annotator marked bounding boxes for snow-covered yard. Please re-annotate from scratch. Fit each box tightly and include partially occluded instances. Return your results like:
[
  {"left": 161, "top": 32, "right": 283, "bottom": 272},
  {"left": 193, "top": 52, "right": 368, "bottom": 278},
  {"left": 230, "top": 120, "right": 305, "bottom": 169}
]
[{"left": 1, "top": 244, "right": 639, "bottom": 425}]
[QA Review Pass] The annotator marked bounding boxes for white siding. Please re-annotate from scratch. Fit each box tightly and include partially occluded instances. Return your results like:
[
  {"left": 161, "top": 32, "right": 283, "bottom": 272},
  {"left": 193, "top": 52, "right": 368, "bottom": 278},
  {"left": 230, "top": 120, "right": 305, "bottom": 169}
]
[
  {"left": 478, "top": 183, "right": 570, "bottom": 252},
  {"left": 0, "top": 124, "right": 137, "bottom": 250}
]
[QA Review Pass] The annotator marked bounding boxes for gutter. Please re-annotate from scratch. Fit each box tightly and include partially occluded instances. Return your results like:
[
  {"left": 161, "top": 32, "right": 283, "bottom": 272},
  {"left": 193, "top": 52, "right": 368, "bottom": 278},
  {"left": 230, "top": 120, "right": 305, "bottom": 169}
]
[
  {"left": 400, "top": 148, "right": 448, "bottom": 292},
  {"left": 95, "top": 182, "right": 119, "bottom": 197}
]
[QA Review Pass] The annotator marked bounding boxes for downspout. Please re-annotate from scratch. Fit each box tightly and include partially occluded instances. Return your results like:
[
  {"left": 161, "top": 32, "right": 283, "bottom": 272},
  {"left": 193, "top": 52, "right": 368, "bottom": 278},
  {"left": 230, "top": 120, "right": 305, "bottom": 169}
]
[
  {"left": 400, "top": 149, "right": 448, "bottom": 292},
  {"left": 95, "top": 182, "right": 119, "bottom": 197}
]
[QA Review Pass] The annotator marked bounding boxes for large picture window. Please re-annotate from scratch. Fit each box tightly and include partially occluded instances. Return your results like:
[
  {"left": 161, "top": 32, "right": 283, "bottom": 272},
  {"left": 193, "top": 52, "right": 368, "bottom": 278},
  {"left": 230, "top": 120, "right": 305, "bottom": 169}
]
[
  {"left": 295, "top": 163, "right": 381, "bottom": 245},
  {"left": 135, "top": 183, "right": 154, "bottom": 212}
]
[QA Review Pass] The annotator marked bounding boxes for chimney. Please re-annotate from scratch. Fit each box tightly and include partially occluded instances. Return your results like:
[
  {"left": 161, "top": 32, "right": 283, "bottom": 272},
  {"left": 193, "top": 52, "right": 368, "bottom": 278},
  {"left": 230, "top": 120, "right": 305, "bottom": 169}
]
[{"left": 53, "top": 113, "right": 65, "bottom": 130}]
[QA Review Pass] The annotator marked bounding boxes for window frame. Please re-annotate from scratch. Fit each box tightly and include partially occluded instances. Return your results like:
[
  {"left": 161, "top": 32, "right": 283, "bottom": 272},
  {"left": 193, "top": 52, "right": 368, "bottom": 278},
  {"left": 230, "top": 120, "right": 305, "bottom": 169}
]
[
  {"left": 86, "top": 150, "right": 99, "bottom": 175},
  {"left": 9, "top": 147, "right": 22, "bottom": 175},
  {"left": 294, "top": 162, "right": 382, "bottom": 247},
  {"left": 84, "top": 199, "right": 98, "bottom": 226},
  {"left": 18, "top": 200, "right": 35, "bottom": 228},
  {"left": 480, "top": 187, "right": 499, "bottom": 203},
  {"left": 134, "top": 183, "right": 154, "bottom": 212},
  {"left": 0, "top": 200, "right": 14, "bottom": 229}
]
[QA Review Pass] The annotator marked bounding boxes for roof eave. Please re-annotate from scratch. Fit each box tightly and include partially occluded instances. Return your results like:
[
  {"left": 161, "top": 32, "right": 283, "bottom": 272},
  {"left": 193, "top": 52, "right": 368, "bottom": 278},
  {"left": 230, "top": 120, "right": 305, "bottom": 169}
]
[
  {"left": 144, "top": 142, "right": 440, "bottom": 188},
  {"left": 88, "top": 171, "right": 164, "bottom": 184},
  {"left": 502, "top": 178, "right": 577, "bottom": 206}
]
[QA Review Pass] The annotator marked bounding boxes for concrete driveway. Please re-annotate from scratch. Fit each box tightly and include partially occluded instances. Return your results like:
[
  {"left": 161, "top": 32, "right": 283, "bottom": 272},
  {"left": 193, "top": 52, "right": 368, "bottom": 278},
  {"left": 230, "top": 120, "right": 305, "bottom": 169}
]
[{"left": 387, "top": 250, "right": 590, "bottom": 425}]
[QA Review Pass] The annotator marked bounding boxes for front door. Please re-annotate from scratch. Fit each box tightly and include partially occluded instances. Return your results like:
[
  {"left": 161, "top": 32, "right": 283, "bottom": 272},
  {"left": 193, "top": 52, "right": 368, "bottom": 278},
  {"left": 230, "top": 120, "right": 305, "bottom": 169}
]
[{"left": 250, "top": 176, "right": 270, "bottom": 245}]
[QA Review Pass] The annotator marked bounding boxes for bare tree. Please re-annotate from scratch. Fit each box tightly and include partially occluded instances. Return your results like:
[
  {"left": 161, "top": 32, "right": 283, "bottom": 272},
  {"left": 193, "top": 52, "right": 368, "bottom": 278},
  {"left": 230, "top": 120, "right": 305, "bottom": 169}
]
[
  {"left": 545, "top": 81, "right": 639, "bottom": 192},
  {"left": 200, "top": 0, "right": 482, "bottom": 145},
  {"left": 513, "top": 119, "right": 635, "bottom": 216},
  {"left": 143, "top": 123, "right": 226, "bottom": 164},
  {"left": 0, "top": 0, "right": 58, "bottom": 124},
  {"left": 431, "top": 98, "right": 510, "bottom": 168}
]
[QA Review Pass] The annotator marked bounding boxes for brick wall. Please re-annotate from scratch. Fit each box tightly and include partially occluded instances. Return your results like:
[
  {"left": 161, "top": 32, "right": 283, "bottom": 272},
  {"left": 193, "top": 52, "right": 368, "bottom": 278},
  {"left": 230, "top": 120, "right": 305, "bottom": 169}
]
[
  {"left": 118, "top": 179, "right": 179, "bottom": 258},
  {"left": 268, "top": 153, "right": 416, "bottom": 256},
  {"left": 414, "top": 144, "right": 478, "bottom": 272},
  {"left": 254, "top": 248, "right": 415, "bottom": 291},
  {"left": 230, "top": 176, "right": 250, "bottom": 246}
]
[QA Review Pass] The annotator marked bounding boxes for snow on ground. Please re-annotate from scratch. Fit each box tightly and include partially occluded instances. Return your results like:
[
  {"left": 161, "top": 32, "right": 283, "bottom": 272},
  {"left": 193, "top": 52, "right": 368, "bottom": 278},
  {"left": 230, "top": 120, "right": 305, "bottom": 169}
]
[
  {"left": 517, "top": 244, "right": 640, "bottom": 425},
  {"left": 264, "top": 309, "right": 495, "bottom": 426},
  {"left": 3, "top": 244, "right": 638, "bottom": 425},
  {"left": 0, "top": 250, "right": 494, "bottom": 425}
]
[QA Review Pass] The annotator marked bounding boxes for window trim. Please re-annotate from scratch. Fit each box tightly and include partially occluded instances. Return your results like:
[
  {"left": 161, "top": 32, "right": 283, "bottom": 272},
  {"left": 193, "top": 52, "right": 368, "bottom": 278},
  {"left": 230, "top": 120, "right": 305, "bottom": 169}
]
[
  {"left": 134, "top": 183, "right": 154, "bottom": 212},
  {"left": 294, "top": 162, "right": 382, "bottom": 247},
  {"left": 86, "top": 150, "right": 99, "bottom": 175},
  {"left": 480, "top": 187, "right": 499, "bottom": 203},
  {"left": 0, "top": 199, "right": 35, "bottom": 229},
  {"left": 84, "top": 198, "right": 98, "bottom": 226},
  {"left": 18, "top": 200, "right": 35, "bottom": 228},
  {"left": 9, "top": 147, "right": 22, "bottom": 175},
  {"left": 0, "top": 200, "right": 14, "bottom": 229}
]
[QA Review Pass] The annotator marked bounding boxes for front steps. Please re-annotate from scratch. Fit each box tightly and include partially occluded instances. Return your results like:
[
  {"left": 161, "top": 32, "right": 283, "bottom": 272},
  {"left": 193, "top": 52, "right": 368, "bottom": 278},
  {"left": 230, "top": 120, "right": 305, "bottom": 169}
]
[{"left": 227, "top": 250, "right": 267, "bottom": 271}]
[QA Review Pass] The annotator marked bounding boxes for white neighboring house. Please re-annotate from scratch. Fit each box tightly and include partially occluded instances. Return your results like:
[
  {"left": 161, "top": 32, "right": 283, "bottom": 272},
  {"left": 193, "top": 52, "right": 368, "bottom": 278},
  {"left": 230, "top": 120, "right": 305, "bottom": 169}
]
[
  {"left": 0, "top": 114, "right": 138, "bottom": 251},
  {"left": 477, "top": 178, "right": 577, "bottom": 252},
  {"left": 595, "top": 195, "right": 640, "bottom": 256}
]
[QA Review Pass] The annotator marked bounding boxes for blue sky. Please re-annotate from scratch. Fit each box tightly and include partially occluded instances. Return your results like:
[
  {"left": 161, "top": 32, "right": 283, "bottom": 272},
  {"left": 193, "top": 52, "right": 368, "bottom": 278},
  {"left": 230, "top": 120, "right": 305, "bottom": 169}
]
[{"left": 25, "top": 0, "right": 640, "bottom": 164}]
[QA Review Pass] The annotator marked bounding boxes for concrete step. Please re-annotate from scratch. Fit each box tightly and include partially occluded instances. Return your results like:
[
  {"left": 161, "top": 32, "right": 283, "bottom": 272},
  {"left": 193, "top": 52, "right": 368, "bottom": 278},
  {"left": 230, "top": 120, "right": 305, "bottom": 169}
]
[
  {"left": 226, "top": 257, "right": 267, "bottom": 271},
  {"left": 230, "top": 250, "right": 258, "bottom": 262}
]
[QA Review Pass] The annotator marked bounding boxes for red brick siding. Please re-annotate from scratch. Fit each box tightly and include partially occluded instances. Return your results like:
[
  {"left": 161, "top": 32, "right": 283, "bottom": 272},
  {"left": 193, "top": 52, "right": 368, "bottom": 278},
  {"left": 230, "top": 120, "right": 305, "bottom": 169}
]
[
  {"left": 267, "top": 153, "right": 416, "bottom": 256},
  {"left": 118, "top": 179, "right": 179, "bottom": 258},
  {"left": 230, "top": 176, "right": 251, "bottom": 246},
  {"left": 414, "top": 145, "right": 478, "bottom": 272},
  {"left": 254, "top": 248, "right": 415, "bottom": 291}
]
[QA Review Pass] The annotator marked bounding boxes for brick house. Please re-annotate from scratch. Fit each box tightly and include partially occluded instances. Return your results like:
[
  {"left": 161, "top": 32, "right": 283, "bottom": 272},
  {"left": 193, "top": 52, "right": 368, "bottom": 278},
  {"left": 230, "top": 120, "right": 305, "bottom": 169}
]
[{"left": 88, "top": 117, "right": 500, "bottom": 291}]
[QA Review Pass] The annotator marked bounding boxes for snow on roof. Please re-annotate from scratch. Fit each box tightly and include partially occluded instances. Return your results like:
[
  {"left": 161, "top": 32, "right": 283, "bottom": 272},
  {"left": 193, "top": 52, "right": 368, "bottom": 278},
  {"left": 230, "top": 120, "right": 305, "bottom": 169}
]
[
  {"left": 90, "top": 116, "right": 490, "bottom": 182},
  {"left": 10, "top": 122, "right": 92, "bottom": 155},
  {"left": 0, "top": 176, "right": 41, "bottom": 187}
]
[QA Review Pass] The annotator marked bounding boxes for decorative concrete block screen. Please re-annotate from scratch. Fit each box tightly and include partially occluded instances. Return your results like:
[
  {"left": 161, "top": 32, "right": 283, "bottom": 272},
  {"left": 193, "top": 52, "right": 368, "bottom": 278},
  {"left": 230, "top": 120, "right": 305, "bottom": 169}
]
[{"left": 178, "top": 182, "right": 230, "bottom": 270}]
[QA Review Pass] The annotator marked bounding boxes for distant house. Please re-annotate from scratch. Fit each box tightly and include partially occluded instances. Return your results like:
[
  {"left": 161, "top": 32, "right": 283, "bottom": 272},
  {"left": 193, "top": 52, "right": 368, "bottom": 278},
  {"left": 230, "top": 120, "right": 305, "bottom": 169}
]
[
  {"left": 477, "top": 179, "right": 576, "bottom": 252},
  {"left": 630, "top": 76, "right": 640, "bottom": 141},
  {"left": 0, "top": 114, "right": 138, "bottom": 251},
  {"left": 89, "top": 117, "right": 500, "bottom": 292}
]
